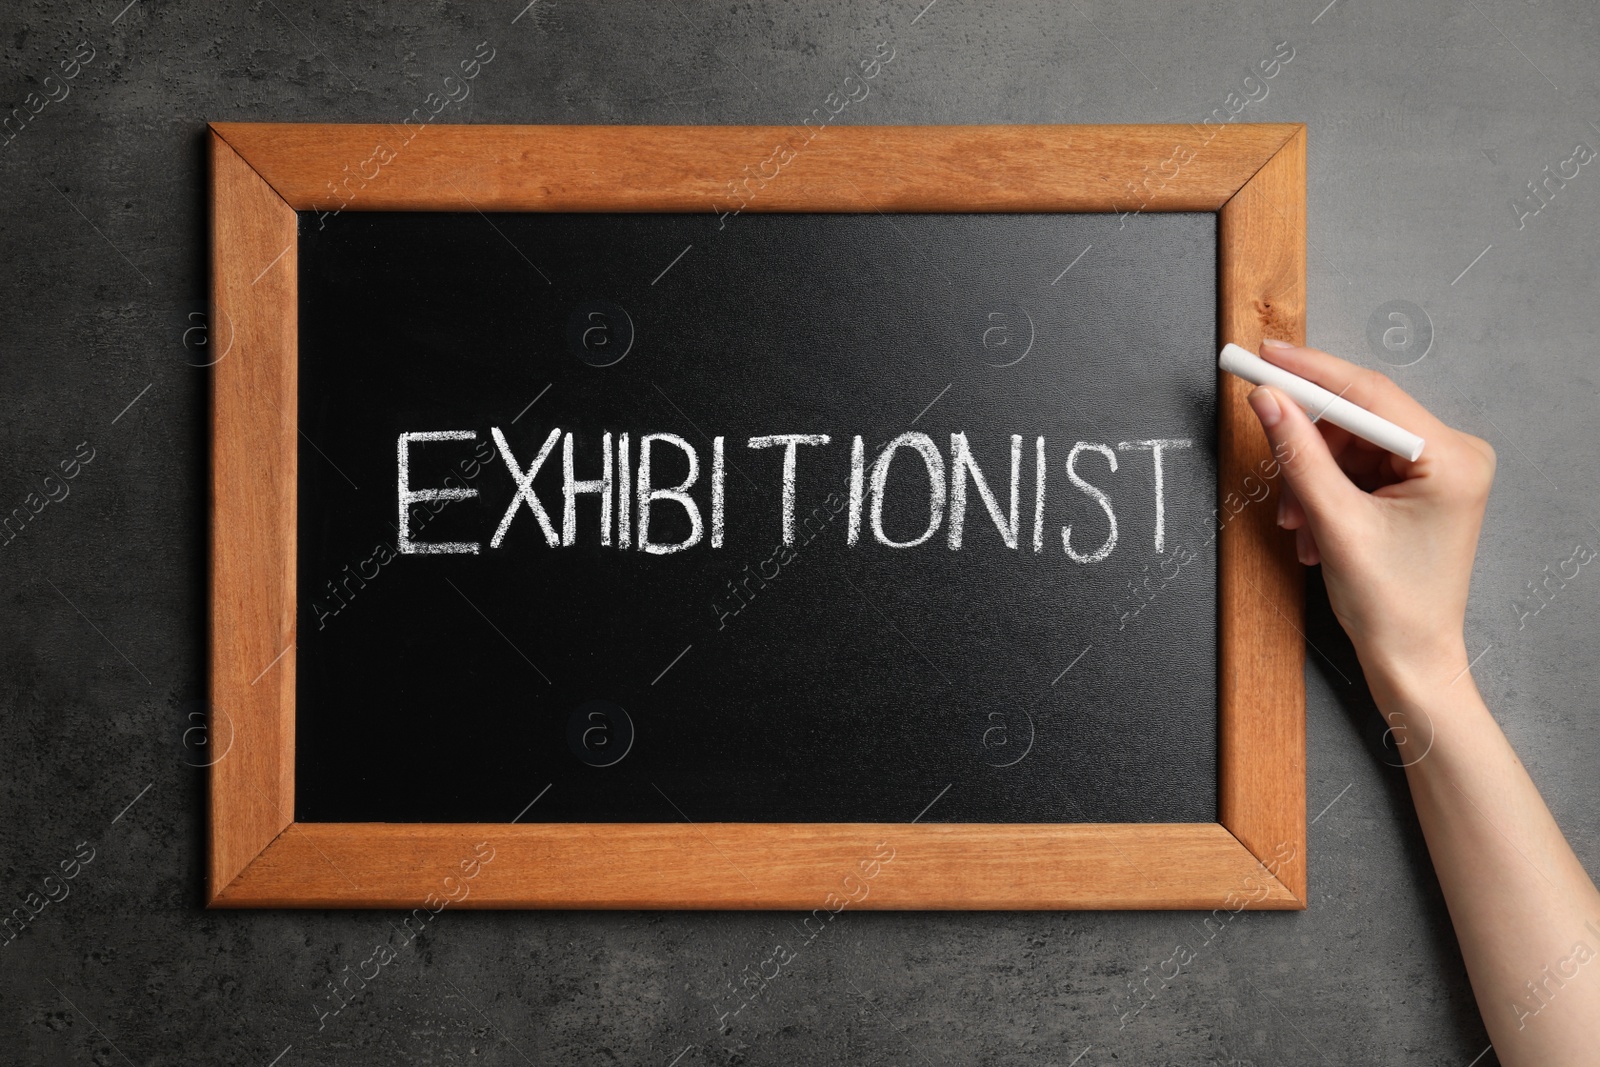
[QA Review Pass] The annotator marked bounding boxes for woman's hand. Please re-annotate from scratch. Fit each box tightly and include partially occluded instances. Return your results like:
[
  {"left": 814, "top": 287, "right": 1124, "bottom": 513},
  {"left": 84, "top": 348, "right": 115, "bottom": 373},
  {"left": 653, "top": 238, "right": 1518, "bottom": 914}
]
[
  {"left": 1246, "top": 341, "right": 1600, "bottom": 1067},
  {"left": 1244, "top": 338, "right": 1497, "bottom": 688}
]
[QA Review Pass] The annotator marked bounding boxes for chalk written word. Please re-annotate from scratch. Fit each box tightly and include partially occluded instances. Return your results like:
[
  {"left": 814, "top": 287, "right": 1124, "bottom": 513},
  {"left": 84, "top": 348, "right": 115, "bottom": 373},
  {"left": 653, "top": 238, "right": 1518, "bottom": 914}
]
[
  {"left": 396, "top": 429, "right": 1194, "bottom": 560},
  {"left": 1510, "top": 141, "right": 1595, "bottom": 231},
  {"left": 2, "top": 440, "right": 95, "bottom": 549},
  {"left": 1513, "top": 541, "right": 1595, "bottom": 629},
  {"left": 1118, "top": 840, "right": 1296, "bottom": 1030},
  {"left": 1510, "top": 920, "right": 1600, "bottom": 1031},
  {"left": 1, "top": 840, "right": 95, "bottom": 948}
]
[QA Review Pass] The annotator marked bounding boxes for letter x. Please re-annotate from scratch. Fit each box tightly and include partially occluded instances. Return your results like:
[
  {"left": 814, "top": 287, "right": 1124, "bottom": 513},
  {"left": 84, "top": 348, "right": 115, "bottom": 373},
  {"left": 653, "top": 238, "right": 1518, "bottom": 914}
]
[{"left": 490, "top": 426, "right": 562, "bottom": 547}]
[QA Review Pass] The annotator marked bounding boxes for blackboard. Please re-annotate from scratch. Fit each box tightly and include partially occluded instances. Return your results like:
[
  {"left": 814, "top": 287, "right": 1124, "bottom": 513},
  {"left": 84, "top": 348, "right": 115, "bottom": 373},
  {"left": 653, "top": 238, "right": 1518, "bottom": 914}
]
[
  {"left": 294, "top": 210, "right": 1219, "bottom": 824},
  {"left": 208, "top": 121, "right": 1306, "bottom": 910}
]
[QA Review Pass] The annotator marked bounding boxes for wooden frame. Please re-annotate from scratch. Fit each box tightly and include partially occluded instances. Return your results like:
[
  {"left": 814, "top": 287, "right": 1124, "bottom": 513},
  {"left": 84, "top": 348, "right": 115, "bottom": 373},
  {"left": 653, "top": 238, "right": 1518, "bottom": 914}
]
[{"left": 208, "top": 123, "right": 1306, "bottom": 910}]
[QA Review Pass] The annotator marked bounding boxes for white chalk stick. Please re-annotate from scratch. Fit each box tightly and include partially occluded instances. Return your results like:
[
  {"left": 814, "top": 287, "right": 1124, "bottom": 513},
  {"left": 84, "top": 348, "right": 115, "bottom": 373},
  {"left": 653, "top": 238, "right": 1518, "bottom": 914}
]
[{"left": 1219, "top": 343, "right": 1425, "bottom": 462}]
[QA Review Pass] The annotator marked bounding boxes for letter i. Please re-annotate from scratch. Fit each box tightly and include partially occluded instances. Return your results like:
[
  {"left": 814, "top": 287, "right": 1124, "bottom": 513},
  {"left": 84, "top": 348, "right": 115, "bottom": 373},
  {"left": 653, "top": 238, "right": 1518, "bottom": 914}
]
[
  {"left": 847, "top": 436, "right": 865, "bottom": 545},
  {"left": 1033, "top": 436, "right": 1046, "bottom": 552},
  {"left": 712, "top": 436, "right": 725, "bottom": 548},
  {"left": 617, "top": 433, "right": 632, "bottom": 549}
]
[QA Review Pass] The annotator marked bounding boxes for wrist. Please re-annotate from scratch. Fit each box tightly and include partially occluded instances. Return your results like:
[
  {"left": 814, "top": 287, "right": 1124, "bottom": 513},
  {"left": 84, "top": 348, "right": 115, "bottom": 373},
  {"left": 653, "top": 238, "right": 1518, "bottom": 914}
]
[
  {"left": 1354, "top": 636, "right": 1472, "bottom": 707},
  {"left": 1356, "top": 642, "right": 1499, "bottom": 777}
]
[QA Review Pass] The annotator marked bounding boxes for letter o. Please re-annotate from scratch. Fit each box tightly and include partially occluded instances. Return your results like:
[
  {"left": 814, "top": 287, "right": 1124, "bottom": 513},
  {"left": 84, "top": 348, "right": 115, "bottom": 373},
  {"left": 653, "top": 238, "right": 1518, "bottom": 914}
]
[{"left": 869, "top": 432, "right": 946, "bottom": 548}]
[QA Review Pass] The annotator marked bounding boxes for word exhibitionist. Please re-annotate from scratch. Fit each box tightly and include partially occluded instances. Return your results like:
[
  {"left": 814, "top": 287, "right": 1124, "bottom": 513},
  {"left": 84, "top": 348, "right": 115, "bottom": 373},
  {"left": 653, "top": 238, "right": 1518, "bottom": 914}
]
[{"left": 397, "top": 429, "right": 1196, "bottom": 561}]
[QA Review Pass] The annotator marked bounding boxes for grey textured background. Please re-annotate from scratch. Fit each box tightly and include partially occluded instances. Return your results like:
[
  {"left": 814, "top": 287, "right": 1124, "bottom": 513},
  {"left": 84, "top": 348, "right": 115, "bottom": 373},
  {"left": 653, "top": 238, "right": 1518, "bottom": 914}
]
[{"left": 2, "top": 1, "right": 1597, "bottom": 1064}]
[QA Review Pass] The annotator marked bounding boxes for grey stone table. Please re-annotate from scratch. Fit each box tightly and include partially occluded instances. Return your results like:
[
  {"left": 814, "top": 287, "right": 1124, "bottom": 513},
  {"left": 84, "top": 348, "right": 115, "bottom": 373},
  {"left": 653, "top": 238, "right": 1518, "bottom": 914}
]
[{"left": 2, "top": 1, "right": 1596, "bottom": 1063}]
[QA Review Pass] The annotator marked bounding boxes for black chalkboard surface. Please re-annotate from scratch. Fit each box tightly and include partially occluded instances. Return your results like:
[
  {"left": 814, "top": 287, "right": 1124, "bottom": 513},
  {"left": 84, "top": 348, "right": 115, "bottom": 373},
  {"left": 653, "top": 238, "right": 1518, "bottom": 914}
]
[{"left": 295, "top": 210, "right": 1217, "bottom": 824}]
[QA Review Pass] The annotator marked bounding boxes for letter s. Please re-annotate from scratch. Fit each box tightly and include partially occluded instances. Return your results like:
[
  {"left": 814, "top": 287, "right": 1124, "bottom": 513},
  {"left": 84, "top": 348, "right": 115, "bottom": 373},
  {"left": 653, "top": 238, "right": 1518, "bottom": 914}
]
[{"left": 1061, "top": 442, "right": 1118, "bottom": 563}]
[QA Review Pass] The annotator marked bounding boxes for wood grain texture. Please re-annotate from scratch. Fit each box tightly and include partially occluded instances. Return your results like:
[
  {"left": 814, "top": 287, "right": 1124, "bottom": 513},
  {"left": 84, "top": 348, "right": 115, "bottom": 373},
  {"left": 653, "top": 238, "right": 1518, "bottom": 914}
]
[
  {"left": 208, "top": 131, "right": 299, "bottom": 902},
  {"left": 208, "top": 122, "right": 1308, "bottom": 909},
  {"left": 207, "top": 122, "right": 1303, "bottom": 214},
  {"left": 209, "top": 822, "right": 1304, "bottom": 910},
  {"left": 1217, "top": 124, "right": 1308, "bottom": 904}
]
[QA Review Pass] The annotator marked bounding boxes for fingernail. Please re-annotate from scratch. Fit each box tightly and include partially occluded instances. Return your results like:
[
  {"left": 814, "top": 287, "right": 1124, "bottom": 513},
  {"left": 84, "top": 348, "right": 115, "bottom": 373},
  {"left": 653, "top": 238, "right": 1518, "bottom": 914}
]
[
  {"left": 1275, "top": 491, "right": 1286, "bottom": 527},
  {"left": 1248, "top": 386, "right": 1282, "bottom": 428},
  {"left": 1261, "top": 337, "right": 1295, "bottom": 349}
]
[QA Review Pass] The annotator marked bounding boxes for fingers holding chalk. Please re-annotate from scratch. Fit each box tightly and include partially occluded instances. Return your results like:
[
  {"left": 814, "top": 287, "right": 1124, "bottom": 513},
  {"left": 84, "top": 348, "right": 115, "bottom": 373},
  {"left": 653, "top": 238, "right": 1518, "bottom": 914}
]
[
  {"left": 1221, "top": 343, "right": 1426, "bottom": 462},
  {"left": 1257, "top": 338, "right": 1443, "bottom": 446},
  {"left": 1247, "top": 383, "right": 1362, "bottom": 520}
]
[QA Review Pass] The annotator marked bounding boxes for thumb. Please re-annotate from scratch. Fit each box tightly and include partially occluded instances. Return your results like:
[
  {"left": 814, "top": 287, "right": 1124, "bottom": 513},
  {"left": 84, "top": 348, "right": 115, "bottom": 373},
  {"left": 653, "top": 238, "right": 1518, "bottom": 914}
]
[{"left": 1247, "top": 385, "right": 1360, "bottom": 525}]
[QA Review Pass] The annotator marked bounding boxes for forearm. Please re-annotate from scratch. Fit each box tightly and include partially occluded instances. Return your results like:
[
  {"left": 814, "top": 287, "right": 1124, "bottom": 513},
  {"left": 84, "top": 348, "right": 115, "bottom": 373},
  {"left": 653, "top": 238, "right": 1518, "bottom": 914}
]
[{"left": 1371, "top": 663, "right": 1600, "bottom": 1065}]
